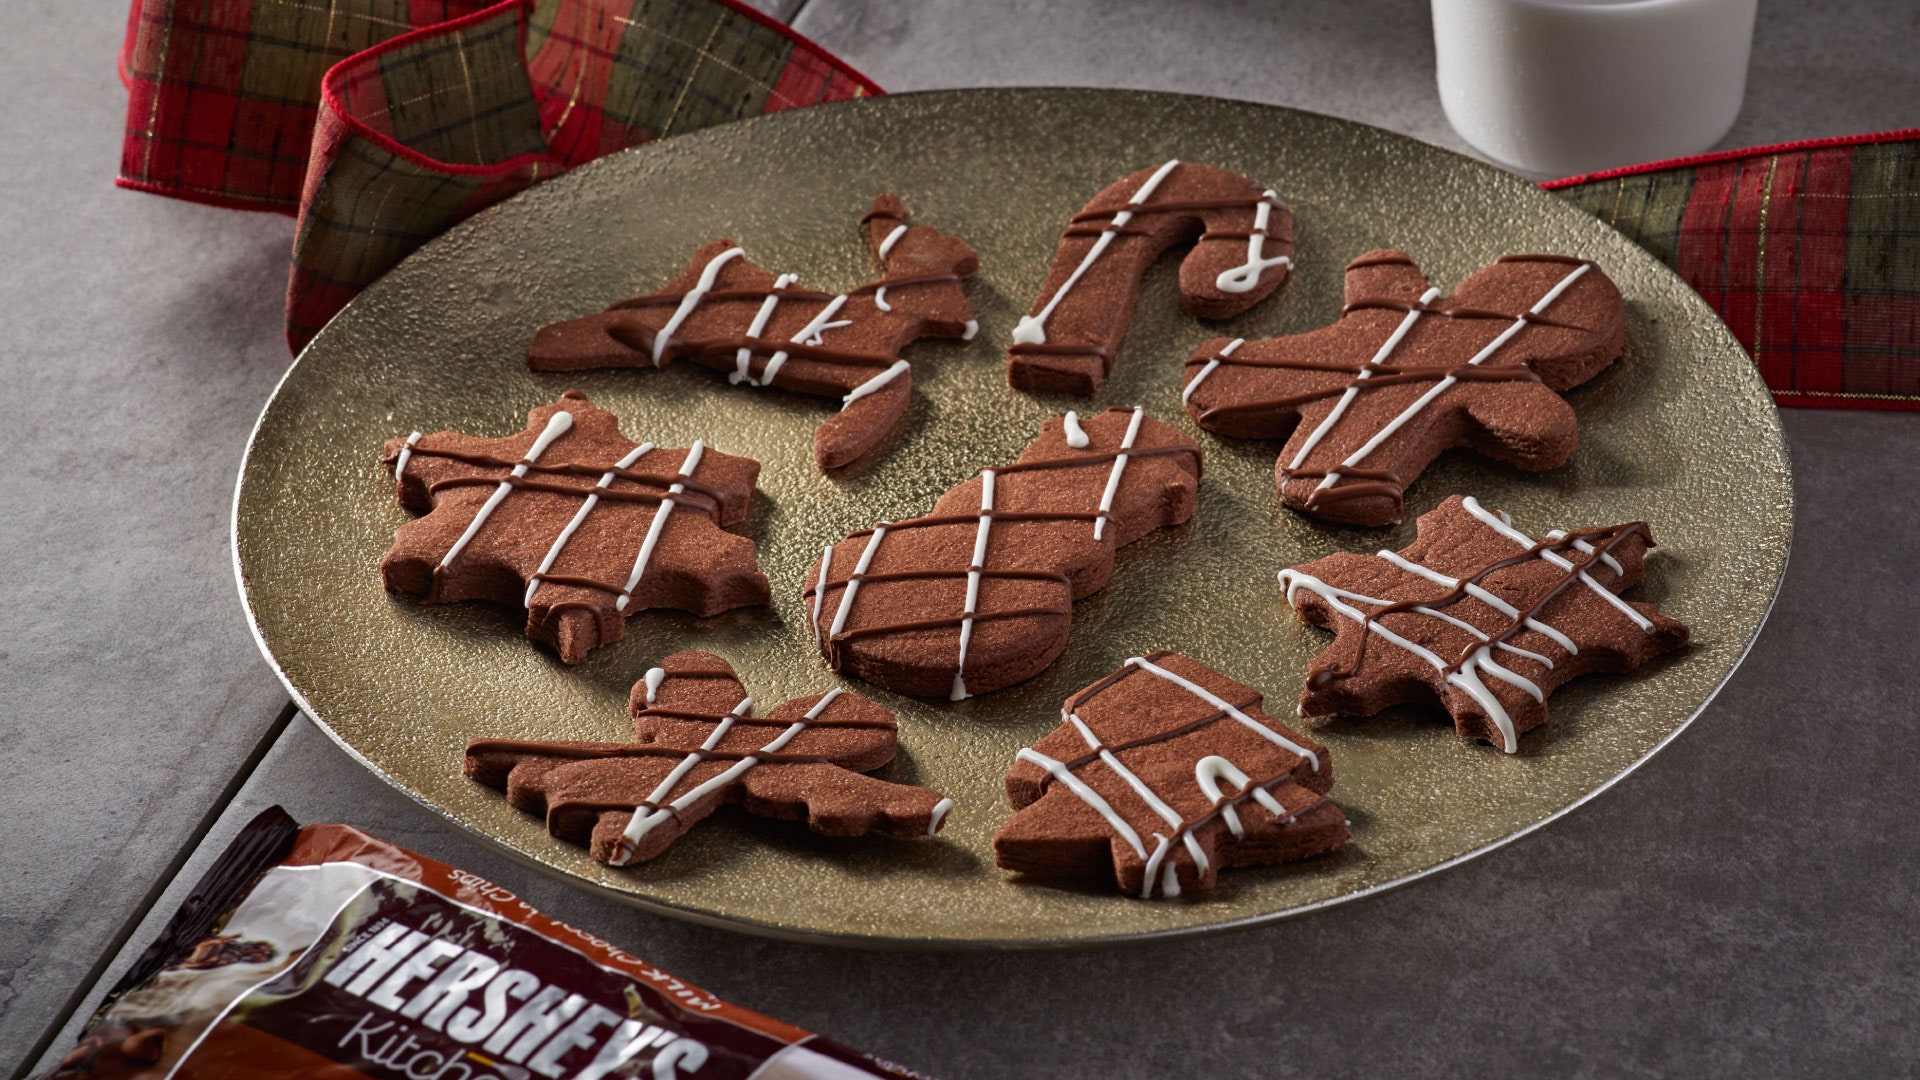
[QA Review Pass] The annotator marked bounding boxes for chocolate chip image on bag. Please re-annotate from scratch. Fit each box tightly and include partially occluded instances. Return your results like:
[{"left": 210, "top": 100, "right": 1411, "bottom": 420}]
[{"left": 43, "top": 808, "right": 934, "bottom": 1080}]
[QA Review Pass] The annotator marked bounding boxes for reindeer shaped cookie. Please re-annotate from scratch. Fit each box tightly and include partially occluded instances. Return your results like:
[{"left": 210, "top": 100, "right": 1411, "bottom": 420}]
[
  {"left": 466, "top": 651, "right": 953, "bottom": 865},
  {"left": 1182, "top": 251, "right": 1625, "bottom": 526},
  {"left": 529, "top": 195, "right": 979, "bottom": 469}
]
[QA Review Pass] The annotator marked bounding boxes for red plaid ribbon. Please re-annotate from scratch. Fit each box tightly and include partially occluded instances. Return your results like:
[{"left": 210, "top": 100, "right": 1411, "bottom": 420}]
[
  {"left": 119, "top": 6, "right": 1917, "bottom": 408},
  {"left": 1547, "top": 129, "right": 1920, "bottom": 410},
  {"left": 118, "top": 0, "right": 877, "bottom": 350}
]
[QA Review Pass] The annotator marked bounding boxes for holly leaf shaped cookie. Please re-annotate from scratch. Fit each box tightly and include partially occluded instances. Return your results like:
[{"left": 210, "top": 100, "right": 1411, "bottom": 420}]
[
  {"left": 529, "top": 194, "right": 980, "bottom": 469},
  {"left": 995, "top": 652, "right": 1347, "bottom": 898},
  {"left": 1009, "top": 160, "right": 1294, "bottom": 395},
  {"left": 805, "top": 406, "right": 1202, "bottom": 701},
  {"left": 382, "top": 391, "right": 769, "bottom": 665},
  {"left": 466, "top": 651, "right": 952, "bottom": 865},
  {"left": 1278, "top": 494, "right": 1690, "bottom": 752},
  {"left": 1182, "top": 251, "right": 1625, "bottom": 525}
]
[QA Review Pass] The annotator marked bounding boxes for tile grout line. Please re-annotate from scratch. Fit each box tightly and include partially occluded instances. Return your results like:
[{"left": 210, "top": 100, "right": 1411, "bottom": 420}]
[
  {"left": 13, "top": 700, "right": 300, "bottom": 1080},
  {"left": 786, "top": 0, "right": 815, "bottom": 29}
]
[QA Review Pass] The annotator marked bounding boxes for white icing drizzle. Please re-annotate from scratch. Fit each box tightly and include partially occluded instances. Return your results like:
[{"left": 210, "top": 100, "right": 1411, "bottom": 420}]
[
  {"left": 1213, "top": 190, "right": 1292, "bottom": 293},
  {"left": 1194, "top": 755, "right": 1290, "bottom": 838},
  {"left": 614, "top": 687, "right": 850, "bottom": 864},
  {"left": 395, "top": 431, "right": 421, "bottom": 476},
  {"left": 810, "top": 543, "right": 832, "bottom": 643},
  {"left": 842, "top": 360, "right": 909, "bottom": 408},
  {"left": 613, "top": 440, "right": 704, "bottom": 612},
  {"left": 612, "top": 692, "right": 755, "bottom": 863},
  {"left": 1375, "top": 548, "right": 1575, "bottom": 657},
  {"left": 1067, "top": 711, "right": 1209, "bottom": 884},
  {"left": 1091, "top": 406, "right": 1145, "bottom": 541},
  {"left": 1286, "top": 288, "right": 1441, "bottom": 471},
  {"left": 927, "top": 797, "right": 953, "bottom": 836},
  {"left": 731, "top": 273, "right": 794, "bottom": 385},
  {"left": 1015, "top": 747, "right": 1147, "bottom": 859},
  {"left": 1127, "top": 656, "right": 1321, "bottom": 772},
  {"left": 950, "top": 470, "right": 997, "bottom": 701},
  {"left": 1012, "top": 159, "right": 1182, "bottom": 346},
  {"left": 962, "top": 319, "right": 979, "bottom": 341},
  {"left": 439, "top": 411, "right": 573, "bottom": 570},
  {"left": 1549, "top": 528, "right": 1625, "bottom": 576},
  {"left": 654, "top": 247, "right": 744, "bottom": 366},
  {"left": 642, "top": 666, "right": 667, "bottom": 703},
  {"left": 1316, "top": 264, "right": 1591, "bottom": 489},
  {"left": 760, "top": 294, "right": 850, "bottom": 387},
  {"left": 1462, "top": 496, "right": 1655, "bottom": 631},
  {"left": 873, "top": 287, "right": 891, "bottom": 312},
  {"left": 825, "top": 523, "right": 888, "bottom": 641},
  {"left": 1277, "top": 564, "right": 1522, "bottom": 749},
  {"left": 1142, "top": 833, "right": 1179, "bottom": 898},
  {"left": 1181, "top": 338, "right": 1240, "bottom": 406},
  {"left": 877, "top": 224, "right": 908, "bottom": 259},
  {"left": 1062, "top": 411, "right": 1091, "bottom": 448},
  {"left": 524, "top": 441, "right": 655, "bottom": 607}
]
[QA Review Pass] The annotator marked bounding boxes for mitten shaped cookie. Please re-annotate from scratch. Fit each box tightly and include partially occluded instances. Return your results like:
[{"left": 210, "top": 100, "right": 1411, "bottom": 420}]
[
  {"left": 995, "top": 652, "right": 1347, "bottom": 898},
  {"left": 1009, "top": 160, "right": 1293, "bottom": 395},
  {"left": 1278, "top": 495, "right": 1689, "bottom": 752},
  {"left": 466, "top": 651, "right": 953, "bottom": 865},
  {"left": 529, "top": 194, "right": 979, "bottom": 469},
  {"left": 382, "top": 391, "right": 769, "bottom": 664},
  {"left": 805, "top": 407, "right": 1202, "bottom": 700},
  {"left": 1183, "top": 251, "right": 1624, "bottom": 525}
]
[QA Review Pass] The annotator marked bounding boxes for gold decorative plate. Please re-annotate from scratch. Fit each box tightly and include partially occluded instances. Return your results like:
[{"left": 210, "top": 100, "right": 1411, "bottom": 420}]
[{"left": 235, "top": 89, "right": 1791, "bottom": 947}]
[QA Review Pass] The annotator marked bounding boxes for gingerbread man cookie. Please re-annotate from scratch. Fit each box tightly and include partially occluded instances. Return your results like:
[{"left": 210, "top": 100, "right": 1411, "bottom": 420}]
[
  {"left": 1278, "top": 495, "right": 1689, "bottom": 752},
  {"left": 995, "top": 652, "right": 1347, "bottom": 898},
  {"left": 1183, "top": 251, "right": 1625, "bottom": 525},
  {"left": 529, "top": 195, "right": 979, "bottom": 469},
  {"left": 805, "top": 407, "right": 1202, "bottom": 700},
  {"left": 466, "top": 651, "right": 953, "bottom": 865},
  {"left": 1008, "top": 160, "right": 1294, "bottom": 396},
  {"left": 382, "top": 391, "right": 769, "bottom": 664}
]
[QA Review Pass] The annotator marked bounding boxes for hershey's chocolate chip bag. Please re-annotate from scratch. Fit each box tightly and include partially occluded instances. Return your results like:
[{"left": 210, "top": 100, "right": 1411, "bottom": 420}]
[{"left": 45, "top": 808, "right": 930, "bottom": 1080}]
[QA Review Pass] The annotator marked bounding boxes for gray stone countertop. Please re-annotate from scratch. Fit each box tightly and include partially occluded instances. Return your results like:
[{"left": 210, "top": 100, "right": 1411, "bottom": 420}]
[{"left": 6, "top": 0, "right": 1916, "bottom": 1075}]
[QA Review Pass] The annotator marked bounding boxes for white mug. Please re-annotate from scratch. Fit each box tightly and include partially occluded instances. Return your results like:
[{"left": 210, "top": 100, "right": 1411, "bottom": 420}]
[{"left": 1432, "top": 0, "right": 1758, "bottom": 177}]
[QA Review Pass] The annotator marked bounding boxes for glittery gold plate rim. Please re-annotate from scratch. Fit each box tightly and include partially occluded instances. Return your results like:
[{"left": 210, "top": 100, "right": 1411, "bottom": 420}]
[{"left": 233, "top": 88, "right": 1792, "bottom": 949}]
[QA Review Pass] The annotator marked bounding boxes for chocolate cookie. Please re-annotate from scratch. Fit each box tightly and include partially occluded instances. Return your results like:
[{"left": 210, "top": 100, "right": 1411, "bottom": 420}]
[
  {"left": 804, "top": 407, "right": 1202, "bottom": 700},
  {"left": 1008, "top": 160, "right": 1294, "bottom": 395},
  {"left": 466, "top": 651, "right": 953, "bottom": 865},
  {"left": 382, "top": 391, "right": 769, "bottom": 664},
  {"left": 1182, "top": 250, "right": 1625, "bottom": 525},
  {"left": 1278, "top": 494, "right": 1690, "bottom": 752},
  {"left": 994, "top": 652, "right": 1346, "bottom": 897},
  {"left": 528, "top": 194, "right": 980, "bottom": 469}
]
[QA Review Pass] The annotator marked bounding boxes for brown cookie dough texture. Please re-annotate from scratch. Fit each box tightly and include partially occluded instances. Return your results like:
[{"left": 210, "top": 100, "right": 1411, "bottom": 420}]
[
  {"left": 1008, "top": 160, "right": 1294, "bottom": 396},
  {"left": 466, "top": 651, "right": 952, "bottom": 865},
  {"left": 528, "top": 194, "right": 980, "bottom": 469},
  {"left": 1183, "top": 250, "right": 1625, "bottom": 526},
  {"left": 1278, "top": 494, "right": 1690, "bottom": 752},
  {"left": 805, "top": 407, "right": 1202, "bottom": 701},
  {"left": 994, "top": 651, "right": 1347, "bottom": 898},
  {"left": 381, "top": 391, "right": 769, "bottom": 664}
]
